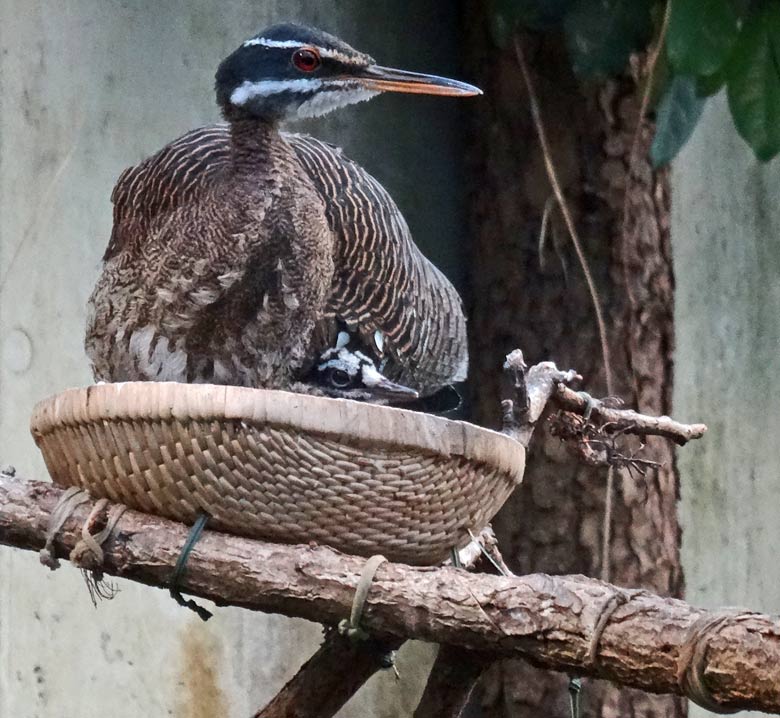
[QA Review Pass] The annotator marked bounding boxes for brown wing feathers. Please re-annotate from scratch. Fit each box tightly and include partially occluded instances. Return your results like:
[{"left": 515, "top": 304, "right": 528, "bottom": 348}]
[
  {"left": 287, "top": 134, "right": 467, "bottom": 392},
  {"left": 105, "top": 127, "right": 232, "bottom": 261},
  {"left": 107, "top": 124, "right": 467, "bottom": 393}
]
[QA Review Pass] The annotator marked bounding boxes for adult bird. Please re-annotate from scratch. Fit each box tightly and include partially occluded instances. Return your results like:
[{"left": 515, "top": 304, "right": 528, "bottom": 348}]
[{"left": 86, "top": 24, "right": 479, "bottom": 402}]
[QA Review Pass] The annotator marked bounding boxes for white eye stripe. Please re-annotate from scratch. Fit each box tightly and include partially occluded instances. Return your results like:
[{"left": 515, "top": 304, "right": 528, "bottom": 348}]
[
  {"left": 243, "top": 38, "right": 302, "bottom": 49},
  {"left": 360, "top": 363, "right": 384, "bottom": 387},
  {"left": 242, "top": 38, "right": 363, "bottom": 64},
  {"left": 317, "top": 357, "right": 359, "bottom": 374},
  {"left": 230, "top": 78, "right": 323, "bottom": 105},
  {"left": 230, "top": 78, "right": 376, "bottom": 111}
]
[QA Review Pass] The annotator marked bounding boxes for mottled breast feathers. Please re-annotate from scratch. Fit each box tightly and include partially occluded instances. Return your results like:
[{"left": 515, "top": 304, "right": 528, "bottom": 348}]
[{"left": 104, "top": 124, "right": 468, "bottom": 395}]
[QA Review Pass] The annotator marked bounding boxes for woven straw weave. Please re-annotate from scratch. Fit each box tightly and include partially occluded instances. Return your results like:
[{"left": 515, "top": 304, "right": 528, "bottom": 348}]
[{"left": 30, "top": 382, "right": 525, "bottom": 565}]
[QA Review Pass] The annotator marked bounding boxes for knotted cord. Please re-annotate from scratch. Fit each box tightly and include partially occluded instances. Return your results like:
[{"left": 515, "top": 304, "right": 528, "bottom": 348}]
[{"left": 338, "top": 555, "right": 399, "bottom": 678}]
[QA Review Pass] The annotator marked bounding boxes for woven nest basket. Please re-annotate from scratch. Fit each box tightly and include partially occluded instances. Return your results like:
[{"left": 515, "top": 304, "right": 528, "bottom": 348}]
[{"left": 30, "top": 382, "right": 525, "bottom": 565}]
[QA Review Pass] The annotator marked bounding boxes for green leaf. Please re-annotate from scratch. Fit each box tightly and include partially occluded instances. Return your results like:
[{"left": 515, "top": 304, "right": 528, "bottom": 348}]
[
  {"left": 667, "top": 0, "right": 738, "bottom": 76},
  {"left": 696, "top": 68, "right": 727, "bottom": 97},
  {"left": 564, "top": 0, "right": 654, "bottom": 79},
  {"left": 651, "top": 75, "right": 707, "bottom": 166},
  {"left": 726, "top": 4, "right": 780, "bottom": 161}
]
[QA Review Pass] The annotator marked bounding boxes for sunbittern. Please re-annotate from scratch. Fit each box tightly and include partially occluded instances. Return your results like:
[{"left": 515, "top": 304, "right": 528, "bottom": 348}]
[{"left": 86, "top": 23, "right": 480, "bottom": 403}]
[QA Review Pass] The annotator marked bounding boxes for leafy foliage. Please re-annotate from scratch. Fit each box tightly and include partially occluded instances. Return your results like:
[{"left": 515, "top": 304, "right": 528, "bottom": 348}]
[
  {"left": 667, "top": 0, "right": 738, "bottom": 76},
  {"left": 726, "top": 3, "right": 780, "bottom": 161},
  {"left": 492, "top": 0, "right": 780, "bottom": 163}
]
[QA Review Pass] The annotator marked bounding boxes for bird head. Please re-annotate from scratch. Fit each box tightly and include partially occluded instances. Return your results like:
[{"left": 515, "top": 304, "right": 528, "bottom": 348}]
[
  {"left": 312, "top": 336, "right": 419, "bottom": 404},
  {"left": 215, "top": 23, "right": 482, "bottom": 122}
]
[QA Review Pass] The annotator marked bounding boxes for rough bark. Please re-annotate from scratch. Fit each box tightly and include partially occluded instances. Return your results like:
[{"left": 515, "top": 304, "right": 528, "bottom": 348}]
[
  {"left": 413, "top": 645, "right": 492, "bottom": 718},
  {"left": 463, "top": 12, "right": 681, "bottom": 717},
  {"left": 2, "top": 475, "right": 779, "bottom": 714},
  {"left": 254, "top": 527, "right": 497, "bottom": 718},
  {"left": 254, "top": 631, "right": 403, "bottom": 718}
]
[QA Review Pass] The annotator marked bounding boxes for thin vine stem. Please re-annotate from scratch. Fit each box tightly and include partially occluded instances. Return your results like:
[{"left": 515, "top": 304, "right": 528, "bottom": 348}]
[
  {"left": 514, "top": 39, "right": 614, "bottom": 398},
  {"left": 514, "top": 37, "right": 617, "bottom": 585}
]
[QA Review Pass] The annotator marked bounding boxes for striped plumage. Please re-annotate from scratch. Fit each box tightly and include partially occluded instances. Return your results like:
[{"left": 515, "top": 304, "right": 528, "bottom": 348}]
[
  {"left": 297, "top": 131, "right": 472, "bottom": 393},
  {"left": 86, "top": 24, "right": 477, "bottom": 399}
]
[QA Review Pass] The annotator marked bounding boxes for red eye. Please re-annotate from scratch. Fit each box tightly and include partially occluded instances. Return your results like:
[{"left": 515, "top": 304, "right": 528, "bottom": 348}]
[{"left": 293, "top": 48, "right": 321, "bottom": 72}]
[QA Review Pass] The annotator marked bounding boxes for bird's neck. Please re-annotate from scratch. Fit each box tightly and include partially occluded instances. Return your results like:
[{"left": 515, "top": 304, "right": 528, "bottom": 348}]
[{"left": 227, "top": 116, "right": 286, "bottom": 174}]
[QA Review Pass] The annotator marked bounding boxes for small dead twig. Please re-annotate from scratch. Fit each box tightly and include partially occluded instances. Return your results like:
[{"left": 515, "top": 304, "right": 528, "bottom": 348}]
[
  {"left": 555, "top": 385, "right": 707, "bottom": 446},
  {"left": 445, "top": 526, "right": 503, "bottom": 572},
  {"left": 549, "top": 412, "right": 662, "bottom": 475},
  {"left": 501, "top": 350, "right": 706, "bottom": 459}
]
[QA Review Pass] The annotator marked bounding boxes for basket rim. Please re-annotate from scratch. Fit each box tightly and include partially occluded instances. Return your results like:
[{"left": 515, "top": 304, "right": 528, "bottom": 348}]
[{"left": 30, "top": 382, "right": 525, "bottom": 482}]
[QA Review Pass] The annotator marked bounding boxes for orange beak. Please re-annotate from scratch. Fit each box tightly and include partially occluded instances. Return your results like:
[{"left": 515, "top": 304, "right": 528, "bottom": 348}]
[{"left": 355, "top": 65, "right": 482, "bottom": 97}]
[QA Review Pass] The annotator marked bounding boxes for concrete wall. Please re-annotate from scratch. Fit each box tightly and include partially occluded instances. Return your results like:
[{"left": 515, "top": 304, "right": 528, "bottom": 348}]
[
  {"left": 0, "top": 2, "right": 467, "bottom": 715},
  {"left": 673, "top": 93, "right": 780, "bottom": 718}
]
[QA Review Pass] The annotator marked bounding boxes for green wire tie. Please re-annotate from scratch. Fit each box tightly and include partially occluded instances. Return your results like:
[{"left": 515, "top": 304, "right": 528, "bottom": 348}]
[
  {"left": 169, "top": 511, "right": 213, "bottom": 621},
  {"left": 569, "top": 676, "right": 582, "bottom": 718}
]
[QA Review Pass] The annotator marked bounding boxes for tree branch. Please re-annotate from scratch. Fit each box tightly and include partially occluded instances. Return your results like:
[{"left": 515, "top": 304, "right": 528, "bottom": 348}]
[
  {"left": 554, "top": 384, "right": 707, "bottom": 445},
  {"left": 413, "top": 645, "right": 492, "bottom": 718},
  {"left": 254, "top": 630, "right": 402, "bottom": 718},
  {"left": 501, "top": 350, "right": 581, "bottom": 447},
  {"left": 499, "top": 350, "right": 706, "bottom": 450},
  {"left": 418, "top": 528, "right": 510, "bottom": 718},
  {"left": 2, "top": 473, "right": 778, "bottom": 715},
  {"left": 254, "top": 527, "right": 496, "bottom": 718}
]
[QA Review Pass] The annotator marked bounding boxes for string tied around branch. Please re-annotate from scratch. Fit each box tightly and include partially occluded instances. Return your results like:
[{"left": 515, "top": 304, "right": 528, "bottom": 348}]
[
  {"left": 586, "top": 590, "right": 632, "bottom": 665},
  {"left": 39, "top": 488, "right": 127, "bottom": 605},
  {"left": 338, "top": 554, "right": 387, "bottom": 642},
  {"left": 40, "top": 487, "right": 91, "bottom": 569},
  {"left": 69, "top": 498, "right": 127, "bottom": 570},
  {"left": 70, "top": 498, "right": 127, "bottom": 605},
  {"left": 573, "top": 591, "right": 751, "bottom": 714},
  {"left": 338, "top": 555, "right": 399, "bottom": 678},
  {"left": 568, "top": 587, "right": 636, "bottom": 718},
  {"left": 676, "top": 609, "right": 754, "bottom": 714}
]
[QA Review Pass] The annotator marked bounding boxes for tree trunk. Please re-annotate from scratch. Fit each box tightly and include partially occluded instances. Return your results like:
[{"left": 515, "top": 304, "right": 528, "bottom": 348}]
[{"left": 463, "top": 11, "right": 683, "bottom": 717}]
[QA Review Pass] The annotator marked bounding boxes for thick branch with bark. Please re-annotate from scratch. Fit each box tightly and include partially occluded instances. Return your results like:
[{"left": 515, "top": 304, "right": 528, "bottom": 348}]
[
  {"left": 1, "top": 474, "right": 778, "bottom": 715},
  {"left": 413, "top": 645, "right": 492, "bottom": 718},
  {"left": 254, "top": 631, "right": 402, "bottom": 718},
  {"left": 254, "top": 529, "right": 496, "bottom": 718}
]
